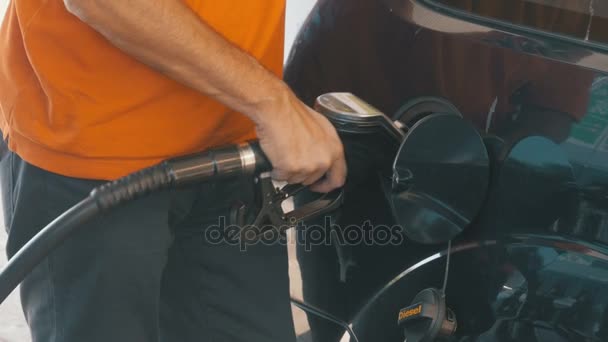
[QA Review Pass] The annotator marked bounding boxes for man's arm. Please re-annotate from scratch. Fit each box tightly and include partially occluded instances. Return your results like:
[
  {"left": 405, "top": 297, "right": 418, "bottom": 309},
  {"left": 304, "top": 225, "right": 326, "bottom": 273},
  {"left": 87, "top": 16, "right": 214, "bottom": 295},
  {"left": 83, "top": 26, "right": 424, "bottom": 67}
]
[{"left": 64, "top": 0, "right": 346, "bottom": 192}]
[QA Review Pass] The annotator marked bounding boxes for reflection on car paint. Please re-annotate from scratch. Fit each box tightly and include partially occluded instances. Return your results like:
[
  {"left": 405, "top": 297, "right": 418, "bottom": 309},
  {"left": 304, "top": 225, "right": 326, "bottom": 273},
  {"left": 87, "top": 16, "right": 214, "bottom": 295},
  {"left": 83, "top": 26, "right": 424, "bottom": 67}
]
[{"left": 285, "top": 0, "right": 608, "bottom": 340}]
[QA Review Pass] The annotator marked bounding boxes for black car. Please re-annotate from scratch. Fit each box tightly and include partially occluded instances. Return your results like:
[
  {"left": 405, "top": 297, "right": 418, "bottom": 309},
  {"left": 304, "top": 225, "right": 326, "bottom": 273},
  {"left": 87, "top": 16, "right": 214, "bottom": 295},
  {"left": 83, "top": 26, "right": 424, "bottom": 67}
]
[{"left": 285, "top": 1, "right": 608, "bottom": 341}]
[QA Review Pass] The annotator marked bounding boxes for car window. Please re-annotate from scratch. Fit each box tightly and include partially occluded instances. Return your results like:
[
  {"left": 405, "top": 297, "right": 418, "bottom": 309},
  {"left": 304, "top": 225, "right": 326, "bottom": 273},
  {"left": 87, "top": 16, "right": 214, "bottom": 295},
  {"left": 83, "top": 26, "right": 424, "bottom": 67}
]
[{"left": 427, "top": 0, "right": 608, "bottom": 46}]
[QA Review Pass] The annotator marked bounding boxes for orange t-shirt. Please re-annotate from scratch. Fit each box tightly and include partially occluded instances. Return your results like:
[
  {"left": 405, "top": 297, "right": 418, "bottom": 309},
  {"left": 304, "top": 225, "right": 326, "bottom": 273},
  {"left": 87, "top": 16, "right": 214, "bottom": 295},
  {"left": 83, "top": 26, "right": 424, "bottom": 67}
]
[{"left": 0, "top": 1, "right": 285, "bottom": 180}]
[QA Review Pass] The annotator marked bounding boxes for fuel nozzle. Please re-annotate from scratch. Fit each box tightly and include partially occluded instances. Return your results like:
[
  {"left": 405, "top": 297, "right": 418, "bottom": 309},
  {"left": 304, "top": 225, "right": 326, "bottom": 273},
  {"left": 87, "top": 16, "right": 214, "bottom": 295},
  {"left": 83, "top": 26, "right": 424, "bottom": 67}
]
[
  {"left": 91, "top": 141, "right": 270, "bottom": 211},
  {"left": 167, "top": 142, "right": 270, "bottom": 185}
]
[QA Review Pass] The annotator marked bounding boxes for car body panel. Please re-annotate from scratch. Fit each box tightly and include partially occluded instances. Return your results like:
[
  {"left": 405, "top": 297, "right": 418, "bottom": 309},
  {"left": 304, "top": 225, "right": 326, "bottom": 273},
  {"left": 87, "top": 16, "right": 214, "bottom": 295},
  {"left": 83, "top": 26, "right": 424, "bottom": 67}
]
[{"left": 285, "top": 0, "right": 608, "bottom": 340}]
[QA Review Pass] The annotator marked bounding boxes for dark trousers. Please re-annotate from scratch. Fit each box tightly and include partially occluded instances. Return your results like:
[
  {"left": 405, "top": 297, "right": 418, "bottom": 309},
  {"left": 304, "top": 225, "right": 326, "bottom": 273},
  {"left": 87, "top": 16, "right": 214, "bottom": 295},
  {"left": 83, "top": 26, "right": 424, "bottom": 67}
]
[{"left": 0, "top": 150, "right": 296, "bottom": 342}]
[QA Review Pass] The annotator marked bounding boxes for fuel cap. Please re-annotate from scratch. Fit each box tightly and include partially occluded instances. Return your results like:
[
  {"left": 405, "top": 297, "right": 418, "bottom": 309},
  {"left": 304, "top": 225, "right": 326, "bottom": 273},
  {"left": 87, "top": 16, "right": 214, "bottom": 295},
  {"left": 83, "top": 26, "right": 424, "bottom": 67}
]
[
  {"left": 398, "top": 288, "right": 457, "bottom": 342},
  {"left": 391, "top": 113, "right": 489, "bottom": 244}
]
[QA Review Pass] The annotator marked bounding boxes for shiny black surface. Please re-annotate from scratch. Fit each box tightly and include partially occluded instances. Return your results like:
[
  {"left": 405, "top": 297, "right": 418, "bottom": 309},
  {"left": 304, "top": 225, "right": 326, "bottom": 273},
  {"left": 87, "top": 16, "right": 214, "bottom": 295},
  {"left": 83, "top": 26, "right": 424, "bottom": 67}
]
[
  {"left": 391, "top": 114, "right": 490, "bottom": 244},
  {"left": 426, "top": 0, "right": 608, "bottom": 50},
  {"left": 287, "top": 0, "right": 608, "bottom": 251},
  {"left": 285, "top": 0, "right": 608, "bottom": 340},
  {"left": 344, "top": 236, "right": 608, "bottom": 341},
  {"left": 383, "top": 0, "right": 608, "bottom": 72},
  {"left": 479, "top": 136, "right": 577, "bottom": 236}
]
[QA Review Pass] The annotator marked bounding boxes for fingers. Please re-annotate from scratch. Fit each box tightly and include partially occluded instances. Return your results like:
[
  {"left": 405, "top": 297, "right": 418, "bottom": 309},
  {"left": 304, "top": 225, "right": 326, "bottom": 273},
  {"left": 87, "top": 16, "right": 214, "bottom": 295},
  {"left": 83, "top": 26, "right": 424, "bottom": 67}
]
[
  {"left": 258, "top": 98, "right": 347, "bottom": 192},
  {"left": 302, "top": 168, "right": 327, "bottom": 187},
  {"left": 271, "top": 162, "right": 319, "bottom": 184},
  {"left": 278, "top": 167, "right": 324, "bottom": 186},
  {"left": 309, "top": 156, "right": 347, "bottom": 193},
  {"left": 301, "top": 154, "right": 332, "bottom": 186},
  {"left": 272, "top": 158, "right": 346, "bottom": 192},
  {"left": 287, "top": 172, "right": 309, "bottom": 185},
  {"left": 270, "top": 151, "right": 334, "bottom": 186},
  {"left": 273, "top": 153, "right": 345, "bottom": 191}
]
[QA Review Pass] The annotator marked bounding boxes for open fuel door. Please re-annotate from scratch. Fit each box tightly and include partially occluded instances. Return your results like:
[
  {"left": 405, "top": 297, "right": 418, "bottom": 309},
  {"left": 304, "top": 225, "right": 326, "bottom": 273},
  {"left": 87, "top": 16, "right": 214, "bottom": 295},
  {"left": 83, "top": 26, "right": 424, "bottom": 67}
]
[
  {"left": 391, "top": 109, "right": 490, "bottom": 244},
  {"left": 315, "top": 93, "right": 490, "bottom": 245}
]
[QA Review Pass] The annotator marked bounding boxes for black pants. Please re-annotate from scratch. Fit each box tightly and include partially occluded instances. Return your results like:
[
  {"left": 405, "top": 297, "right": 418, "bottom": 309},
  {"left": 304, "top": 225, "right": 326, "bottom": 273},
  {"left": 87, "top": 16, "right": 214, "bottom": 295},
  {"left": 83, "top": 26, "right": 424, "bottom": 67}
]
[{"left": 0, "top": 151, "right": 296, "bottom": 342}]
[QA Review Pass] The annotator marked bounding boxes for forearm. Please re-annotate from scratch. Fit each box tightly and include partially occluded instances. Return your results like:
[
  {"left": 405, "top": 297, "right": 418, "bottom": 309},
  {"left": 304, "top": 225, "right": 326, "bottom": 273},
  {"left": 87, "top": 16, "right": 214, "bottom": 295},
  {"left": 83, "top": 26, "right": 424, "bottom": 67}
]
[{"left": 64, "top": 0, "right": 287, "bottom": 124}]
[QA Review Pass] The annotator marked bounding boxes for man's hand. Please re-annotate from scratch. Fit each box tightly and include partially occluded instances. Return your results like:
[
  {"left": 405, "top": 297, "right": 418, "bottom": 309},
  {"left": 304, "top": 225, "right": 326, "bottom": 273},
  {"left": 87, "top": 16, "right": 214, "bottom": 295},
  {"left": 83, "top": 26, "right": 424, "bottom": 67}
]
[
  {"left": 63, "top": 0, "right": 346, "bottom": 192},
  {"left": 256, "top": 88, "right": 346, "bottom": 193}
]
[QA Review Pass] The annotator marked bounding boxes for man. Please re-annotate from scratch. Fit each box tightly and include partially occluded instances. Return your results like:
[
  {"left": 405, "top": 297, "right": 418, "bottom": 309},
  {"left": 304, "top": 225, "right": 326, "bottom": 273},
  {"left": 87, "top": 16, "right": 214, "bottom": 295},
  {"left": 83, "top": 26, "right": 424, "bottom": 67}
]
[{"left": 0, "top": 1, "right": 346, "bottom": 341}]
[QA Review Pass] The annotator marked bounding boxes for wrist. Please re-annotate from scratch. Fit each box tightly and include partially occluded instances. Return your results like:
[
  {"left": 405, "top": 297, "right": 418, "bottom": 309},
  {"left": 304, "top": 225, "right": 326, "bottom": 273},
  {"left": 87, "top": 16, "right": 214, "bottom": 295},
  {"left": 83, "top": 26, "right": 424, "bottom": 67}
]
[{"left": 248, "top": 81, "right": 293, "bottom": 126}]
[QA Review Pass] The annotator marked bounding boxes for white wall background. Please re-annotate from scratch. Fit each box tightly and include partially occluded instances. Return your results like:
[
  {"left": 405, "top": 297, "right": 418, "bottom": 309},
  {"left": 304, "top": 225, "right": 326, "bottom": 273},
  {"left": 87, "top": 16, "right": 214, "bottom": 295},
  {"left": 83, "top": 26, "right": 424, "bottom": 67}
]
[{"left": 285, "top": 0, "right": 318, "bottom": 58}]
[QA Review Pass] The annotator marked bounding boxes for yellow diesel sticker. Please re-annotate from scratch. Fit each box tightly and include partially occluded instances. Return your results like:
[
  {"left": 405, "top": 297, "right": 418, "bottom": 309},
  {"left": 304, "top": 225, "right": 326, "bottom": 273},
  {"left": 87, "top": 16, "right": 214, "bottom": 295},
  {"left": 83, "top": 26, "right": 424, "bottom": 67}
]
[{"left": 398, "top": 304, "right": 423, "bottom": 323}]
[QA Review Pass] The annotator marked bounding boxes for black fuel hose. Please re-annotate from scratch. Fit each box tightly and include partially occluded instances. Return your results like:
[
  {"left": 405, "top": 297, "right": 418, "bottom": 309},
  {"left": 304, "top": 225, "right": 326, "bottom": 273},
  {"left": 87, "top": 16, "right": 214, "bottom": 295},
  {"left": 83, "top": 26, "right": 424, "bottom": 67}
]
[{"left": 0, "top": 142, "right": 269, "bottom": 305}]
